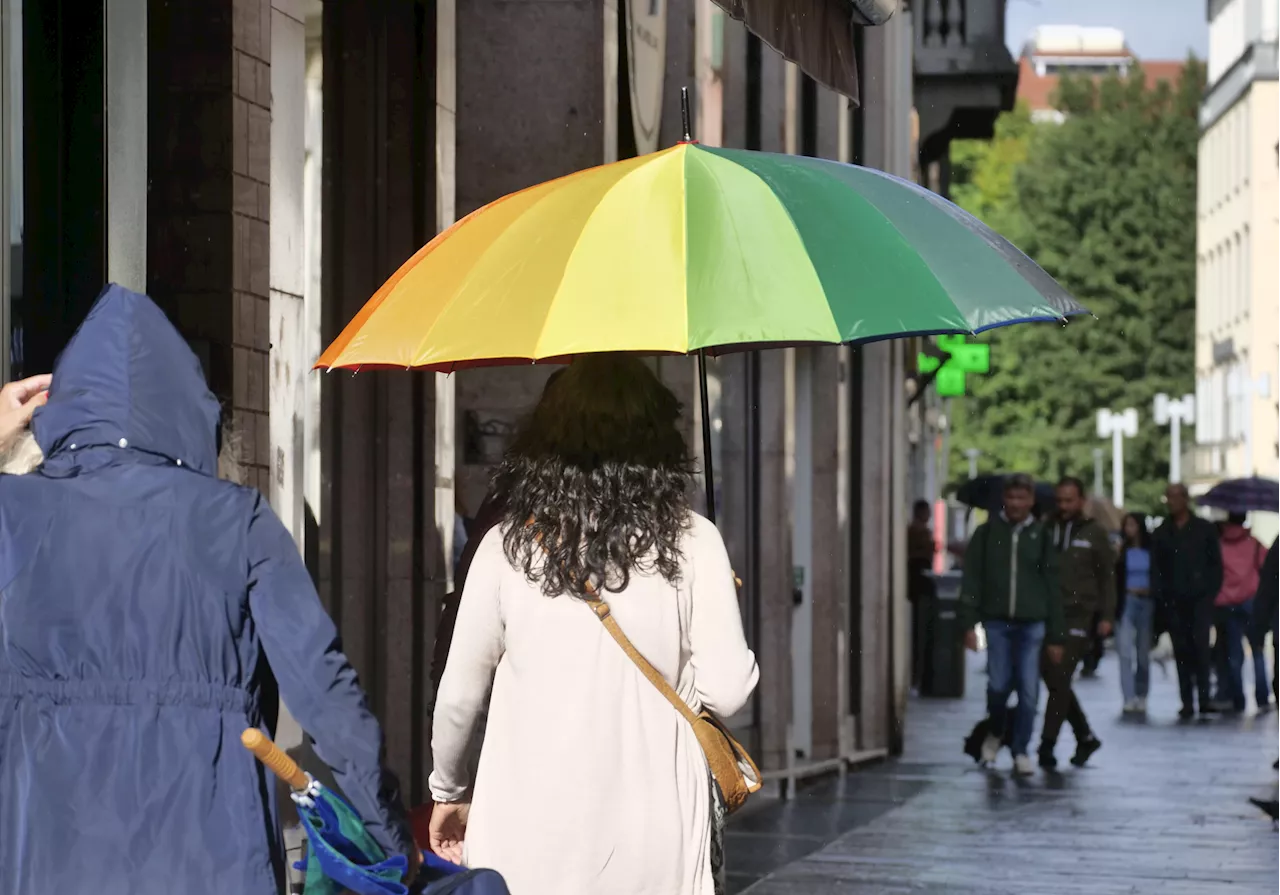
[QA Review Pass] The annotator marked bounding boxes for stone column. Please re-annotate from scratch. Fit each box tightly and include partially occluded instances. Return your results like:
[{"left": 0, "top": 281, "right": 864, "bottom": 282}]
[
  {"left": 319, "top": 0, "right": 441, "bottom": 803},
  {"left": 452, "top": 0, "right": 615, "bottom": 513}
]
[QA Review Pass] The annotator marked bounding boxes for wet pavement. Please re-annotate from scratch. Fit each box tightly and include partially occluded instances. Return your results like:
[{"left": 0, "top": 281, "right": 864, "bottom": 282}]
[{"left": 728, "top": 650, "right": 1279, "bottom": 894}]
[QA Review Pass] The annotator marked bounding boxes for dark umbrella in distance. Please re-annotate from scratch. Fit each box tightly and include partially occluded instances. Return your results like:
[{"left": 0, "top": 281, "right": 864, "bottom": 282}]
[
  {"left": 1198, "top": 477, "right": 1279, "bottom": 515},
  {"left": 954, "top": 474, "right": 1056, "bottom": 519}
]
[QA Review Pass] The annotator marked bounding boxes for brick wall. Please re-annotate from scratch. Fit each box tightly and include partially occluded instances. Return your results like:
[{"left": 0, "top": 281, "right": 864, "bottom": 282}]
[
  {"left": 148, "top": 0, "right": 271, "bottom": 492},
  {"left": 231, "top": 0, "right": 273, "bottom": 492}
]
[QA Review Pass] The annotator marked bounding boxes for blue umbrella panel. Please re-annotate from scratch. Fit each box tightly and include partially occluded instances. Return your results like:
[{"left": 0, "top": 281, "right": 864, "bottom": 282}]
[{"left": 241, "top": 729, "right": 410, "bottom": 895}]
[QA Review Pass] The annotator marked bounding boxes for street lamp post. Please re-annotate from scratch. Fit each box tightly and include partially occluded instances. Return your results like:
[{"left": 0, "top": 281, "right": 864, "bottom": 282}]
[
  {"left": 1153, "top": 393, "right": 1195, "bottom": 485},
  {"left": 1097, "top": 407, "right": 1139, "bottom": 508},
  {"left": 1092, "top": 448, "right": 1104, "bottom": 496},
  {"left": 964, "top": 448, "right": 980, "bottom": 480}
]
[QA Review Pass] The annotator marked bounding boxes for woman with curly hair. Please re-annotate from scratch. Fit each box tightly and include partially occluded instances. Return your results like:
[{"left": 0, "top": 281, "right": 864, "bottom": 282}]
[{"left": 428, "top": 354, "right": 758, "bottom": 895}]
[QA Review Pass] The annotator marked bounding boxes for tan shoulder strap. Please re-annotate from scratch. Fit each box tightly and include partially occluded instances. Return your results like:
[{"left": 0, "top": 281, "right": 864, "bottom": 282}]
[{"left": 588, "top": 599, "right": 701, "bottom": 727}]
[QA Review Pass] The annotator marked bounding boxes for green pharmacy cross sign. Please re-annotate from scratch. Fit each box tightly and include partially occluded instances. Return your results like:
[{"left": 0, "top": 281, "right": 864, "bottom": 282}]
[{"left": 918, "top": 335, "right": 990, "bottom": 398}]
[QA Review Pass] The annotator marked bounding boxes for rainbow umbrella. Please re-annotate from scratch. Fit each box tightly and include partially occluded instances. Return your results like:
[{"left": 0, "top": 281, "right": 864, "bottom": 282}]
[{"left": 318, "top": 94, "right": 1085, "bottom": 519}]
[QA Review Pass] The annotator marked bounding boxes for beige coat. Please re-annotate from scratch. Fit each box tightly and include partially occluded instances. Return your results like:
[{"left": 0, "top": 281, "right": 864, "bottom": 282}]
[{"left": 430, "top": 514, "right": 758, "bottom": 895}]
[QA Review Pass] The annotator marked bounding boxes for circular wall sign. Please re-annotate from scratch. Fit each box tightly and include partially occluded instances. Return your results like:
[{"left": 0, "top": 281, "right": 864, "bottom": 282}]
[{"left": 626, "top": 0, "right": 668, "bottom": 154}]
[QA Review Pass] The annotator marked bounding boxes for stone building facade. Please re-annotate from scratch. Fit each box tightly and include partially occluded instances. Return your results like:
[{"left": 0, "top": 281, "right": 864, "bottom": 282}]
[{"left": 2, "top": 0, "right": 932, "bottom": 809}]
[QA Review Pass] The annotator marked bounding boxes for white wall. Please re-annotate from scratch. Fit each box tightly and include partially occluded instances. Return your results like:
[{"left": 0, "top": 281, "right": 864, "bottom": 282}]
[
  {"left": 1208, "top": 0, "right": 1279, "bottom": 84},
  {"left": 270, "top": 1, "right": 308, "bottom": 548},
  {"left": 1210, "top": 0, "right": 1247, "bottom": 85}
]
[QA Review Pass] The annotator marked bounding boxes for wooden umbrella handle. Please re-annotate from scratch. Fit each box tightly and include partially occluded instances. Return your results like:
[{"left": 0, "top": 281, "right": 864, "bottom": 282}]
[{"left": 241, "top": 728, "right": 310, "bottom": 791}]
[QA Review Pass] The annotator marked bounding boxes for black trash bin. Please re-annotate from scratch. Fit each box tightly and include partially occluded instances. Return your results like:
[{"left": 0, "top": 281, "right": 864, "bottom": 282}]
[{"left": 920, "top": 570, "right": 966, "bottom": 698}]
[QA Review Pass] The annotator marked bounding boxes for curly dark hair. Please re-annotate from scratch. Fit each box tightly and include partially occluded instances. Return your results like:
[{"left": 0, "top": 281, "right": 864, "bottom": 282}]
[{"left": 493, "top": 354, "right": 695, "bottom": 599}]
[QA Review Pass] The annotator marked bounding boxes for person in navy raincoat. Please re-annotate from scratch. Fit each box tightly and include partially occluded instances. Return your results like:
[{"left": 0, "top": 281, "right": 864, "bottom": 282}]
[{"left": 0, "top": 285, "right": 416, "bottom": 894}]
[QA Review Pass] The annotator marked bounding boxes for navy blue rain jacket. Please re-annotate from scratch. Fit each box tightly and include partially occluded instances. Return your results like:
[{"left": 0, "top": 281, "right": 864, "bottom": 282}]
[{"left": 0, "top": 285, "right": 412, "bottom": 895}]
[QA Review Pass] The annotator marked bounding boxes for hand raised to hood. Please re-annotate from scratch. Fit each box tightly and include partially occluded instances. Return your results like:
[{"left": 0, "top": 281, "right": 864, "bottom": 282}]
[{"left": 0, "top": 374, "right": 52, "bottom": 455}]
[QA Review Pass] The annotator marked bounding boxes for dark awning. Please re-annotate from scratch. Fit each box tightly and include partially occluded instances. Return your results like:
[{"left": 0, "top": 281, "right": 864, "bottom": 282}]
[{"left": 710, "top": 0, "right": 897, "bottom": 103}]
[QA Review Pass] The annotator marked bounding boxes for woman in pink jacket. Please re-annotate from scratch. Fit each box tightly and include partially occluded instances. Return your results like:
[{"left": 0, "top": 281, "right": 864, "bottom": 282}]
[{"left": 1213, "top": 514, "right": 1269, "bottom": 713}]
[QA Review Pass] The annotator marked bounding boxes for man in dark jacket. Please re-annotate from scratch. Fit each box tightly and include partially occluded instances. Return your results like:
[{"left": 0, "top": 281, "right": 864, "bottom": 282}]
[
  {"left": 1151, "top": 483, "right": 1225, "bottom": 719},
  {"left": 960, "top": 474, "right": 1063, "bottom": 776},
  {"left": 1038, "top": 477, "right": 1115, "bottom": 770},
  {"left": 0, "top": 286, "right": 416, "bottom": 895}
]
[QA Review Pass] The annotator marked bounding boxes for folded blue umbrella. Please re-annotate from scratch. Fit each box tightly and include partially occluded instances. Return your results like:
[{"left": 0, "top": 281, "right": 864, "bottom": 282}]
[
  {"left": 242, "top": 729, "right": 409, "bottom": 895},
  {"left": 292, "top": 777, "right": 411, "bottom": 895}
]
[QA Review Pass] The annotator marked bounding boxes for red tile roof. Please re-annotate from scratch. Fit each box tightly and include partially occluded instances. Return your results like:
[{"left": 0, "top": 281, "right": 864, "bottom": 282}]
[{"left": 1017, "top": 56, "right": 1186, "bottom": 112}]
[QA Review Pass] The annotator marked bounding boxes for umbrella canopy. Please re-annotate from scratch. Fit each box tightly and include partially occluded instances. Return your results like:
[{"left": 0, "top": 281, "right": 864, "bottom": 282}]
[
  {"left": 1199, "top": 477, "right": 1280, "bottom": 515},
  {"left": 954, "top": 475, "right": 1056, "bottom": 520},
  {"left": 316, "top": 142, "right": 1085, "bottom": 373}
]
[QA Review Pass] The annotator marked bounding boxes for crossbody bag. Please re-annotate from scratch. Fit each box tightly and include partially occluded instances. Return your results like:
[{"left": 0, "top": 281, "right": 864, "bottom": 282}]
[{"left": 585, "top": 594, "right": 762, "bottom": 813}]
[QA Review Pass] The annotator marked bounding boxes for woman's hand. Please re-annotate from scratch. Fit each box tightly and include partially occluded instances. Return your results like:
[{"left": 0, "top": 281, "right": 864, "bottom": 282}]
[
  {"left": 428, "top": 801, "right": 470, "bottom": 865},
  {"left": 0, "top": 374, "right": 50, "bottom": 454}
]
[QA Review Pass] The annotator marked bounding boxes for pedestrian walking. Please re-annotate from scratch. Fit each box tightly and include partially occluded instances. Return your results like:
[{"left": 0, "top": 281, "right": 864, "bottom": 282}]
[
  {"left": 0, "top": 286, "right": 417, "bottom": 895},
  {"left": 959, "top": 474, "right": 1064, "bottom": 776},
  {"left": 908, "top": 499, "right": 937, "bottom": 689},
  {"left": 432, "top": 368, "right": 564, "bottom": 693},
  {"left": 1210, "top": 514, "right": 1268, "bottom": 713},
  {"left": 1252, "top": 538, "right": 1278, "bottom": 705},
  {"left": 1038, "top": 477, "right": 1113, "bottom": 770},
  {"left": 1151, "top": 483, "right": 1224, "bottom": 720},
  {"left": 428, "top": 354, "right": 759, "bottom": 895},
  {"left": 1115, "top": 512, "right": 1155, "bottom": 713}
]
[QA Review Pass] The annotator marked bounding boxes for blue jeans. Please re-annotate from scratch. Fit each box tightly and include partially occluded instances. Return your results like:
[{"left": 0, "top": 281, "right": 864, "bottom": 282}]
[
  {"left": 1215, "top": 601, "right": 1254, "bottom": 710},
  {"left": 1118, "top": 594, "right": 1154, "bottom": 702},
  {"left": 985, "top": 620, "right": 1045, "bottom": 757},
  {"left": 1245, "top": 609, "right": 1272, "bottom": 707}
]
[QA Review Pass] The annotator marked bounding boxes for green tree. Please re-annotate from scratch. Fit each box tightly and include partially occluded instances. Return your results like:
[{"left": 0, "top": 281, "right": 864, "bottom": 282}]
[{"left": 947, "top": 61, "right": 1204, "bottom": 513}]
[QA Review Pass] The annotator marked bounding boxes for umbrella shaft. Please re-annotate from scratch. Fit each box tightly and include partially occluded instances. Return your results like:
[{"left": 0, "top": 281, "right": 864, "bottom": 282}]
[{"left": 699, "top": 349, "right": 716, "bottom": 526}]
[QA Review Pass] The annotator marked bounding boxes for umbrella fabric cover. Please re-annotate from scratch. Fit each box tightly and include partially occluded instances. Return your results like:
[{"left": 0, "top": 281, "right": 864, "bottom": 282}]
[
  {"left": 293, "top": 779, "right": 410, "bottom": 895},
  {"left": 954, "top": 475, "right": 1056, "bottom": 519},
  {"left": 317, "top": 144, "right": 1085, "bottom": 373},
  {"left": 1199, "top": 477, "right": 1280, "bottom": 515}
]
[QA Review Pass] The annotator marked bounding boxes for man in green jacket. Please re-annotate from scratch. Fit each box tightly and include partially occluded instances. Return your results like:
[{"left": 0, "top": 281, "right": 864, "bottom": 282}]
[
  {"left": 960, "top": 474, "right": 1064, "bottom": 776},
  {"left": 1038, "top": 477, "right": 1115, "bottom": 770}
]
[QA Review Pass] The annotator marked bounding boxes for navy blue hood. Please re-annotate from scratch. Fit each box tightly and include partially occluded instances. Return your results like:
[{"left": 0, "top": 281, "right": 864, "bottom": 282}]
[{"left": 32, "top": 284, "right": 221, "bottom": 475}]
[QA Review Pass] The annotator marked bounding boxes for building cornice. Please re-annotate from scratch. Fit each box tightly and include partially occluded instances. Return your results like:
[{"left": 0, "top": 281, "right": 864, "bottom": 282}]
[{"left": 1201, "top": 40, "right": 1279, "bottom": 129}]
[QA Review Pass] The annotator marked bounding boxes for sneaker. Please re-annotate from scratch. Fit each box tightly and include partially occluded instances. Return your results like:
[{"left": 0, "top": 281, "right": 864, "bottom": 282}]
[
  {"left": 1122, "top": 699, "right": 1140, "bottom": 714},
  {"left": 1071, "top": 735, "right": 1102, "bottom": 767},
  {"left": 980, "top": 734, "right": 1001, "bottom": 765},
  {"left": 1013, "top": 754, "right": 1035, "bottom": 777},
  {"left": 1178, "top": 706, "right": 1195, "bottom": 721},
  {"left": 1038, "top": 746, "right": 1058, "bottom": 771},
  {"left": 1136, "top": 697, "right": 1148, "bottom": 714},
  {"left": 1249, "top": 797, "right": 1280, "bottom": 821}
]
